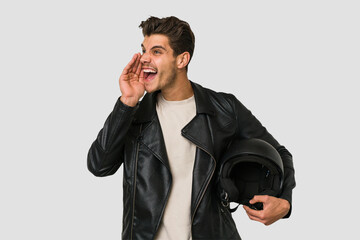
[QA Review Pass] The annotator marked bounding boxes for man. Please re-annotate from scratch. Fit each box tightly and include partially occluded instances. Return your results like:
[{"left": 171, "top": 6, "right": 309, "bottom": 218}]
[{"left": 88, "top": 16, "right": 296, "bottom": 240}]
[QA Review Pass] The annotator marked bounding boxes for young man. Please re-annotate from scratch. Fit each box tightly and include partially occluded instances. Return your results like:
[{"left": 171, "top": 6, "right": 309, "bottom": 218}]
[{"left": 88, "top": 16, "right": 296, "bottom": 240}]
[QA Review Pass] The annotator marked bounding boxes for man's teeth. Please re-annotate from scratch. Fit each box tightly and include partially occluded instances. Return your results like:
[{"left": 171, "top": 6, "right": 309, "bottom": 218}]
[{"left": 143, "top": 69, "right": 157, "bottom": 73}]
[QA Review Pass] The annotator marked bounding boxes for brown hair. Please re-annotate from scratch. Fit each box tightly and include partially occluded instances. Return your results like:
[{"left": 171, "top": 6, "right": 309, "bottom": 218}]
[{"left": 139, "top": 16, "right": 195, "bottom": 65}]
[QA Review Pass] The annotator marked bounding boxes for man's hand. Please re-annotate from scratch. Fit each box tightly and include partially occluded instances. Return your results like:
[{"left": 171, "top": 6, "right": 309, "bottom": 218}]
[
  {"left": 243, "top": 195, "right": 290, "bottom": 226},
  {"left": 119, "top": 53, "right": 145, "bottom": 107}
]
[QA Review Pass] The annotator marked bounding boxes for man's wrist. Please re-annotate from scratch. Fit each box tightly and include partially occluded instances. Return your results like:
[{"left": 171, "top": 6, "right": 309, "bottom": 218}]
[
  {"left": 120, "top": 96, "right": 138, "bottom": 107},
  {"left": 280, "top": 198, "right": 291, "bottom": 218}
]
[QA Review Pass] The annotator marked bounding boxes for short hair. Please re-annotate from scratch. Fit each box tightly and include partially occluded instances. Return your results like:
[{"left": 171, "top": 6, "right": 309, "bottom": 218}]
[{"left": 139, "top": 16, "right": 195, "bottom": 65}]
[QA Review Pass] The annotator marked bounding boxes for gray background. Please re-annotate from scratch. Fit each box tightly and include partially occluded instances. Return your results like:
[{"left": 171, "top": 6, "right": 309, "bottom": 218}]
[{"left": 1, "top": 0, "right": 359, "bottom": 239}]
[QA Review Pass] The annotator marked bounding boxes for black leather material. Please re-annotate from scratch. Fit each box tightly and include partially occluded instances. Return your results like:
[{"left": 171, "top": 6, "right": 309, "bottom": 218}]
[{"left": 87, "top": 81, "right": 296, "bottom": 240}]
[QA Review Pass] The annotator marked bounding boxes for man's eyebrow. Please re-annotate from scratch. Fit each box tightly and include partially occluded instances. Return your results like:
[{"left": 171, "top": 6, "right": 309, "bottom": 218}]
[{"left": 141, "top": 44, "right": 167, "bottom": 51}]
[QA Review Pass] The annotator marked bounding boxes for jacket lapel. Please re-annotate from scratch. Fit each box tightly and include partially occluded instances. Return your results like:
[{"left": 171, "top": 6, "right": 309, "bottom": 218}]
[
  {"left": 182, "top": 114, "right": 214, "bottom": 157},
  {"left": 185, "top": 81, "right": 216, "bottom": 157},
  {"left": 182, "top": 113, "right": 216, "bottom": 218},
  {"left": 133, "top": 91, "right": 170, "bottom": 170},
  {"left": 183, "top": 82, "right": 217, "bottom": 218},
  {"left": 141, "top": 115, "right": 170, "bottom": 170}
]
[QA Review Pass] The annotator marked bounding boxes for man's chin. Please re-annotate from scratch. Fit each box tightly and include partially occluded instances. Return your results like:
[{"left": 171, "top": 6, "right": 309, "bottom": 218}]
[{"left": 144, "top": 84, "right": 158, "bottom": 93}]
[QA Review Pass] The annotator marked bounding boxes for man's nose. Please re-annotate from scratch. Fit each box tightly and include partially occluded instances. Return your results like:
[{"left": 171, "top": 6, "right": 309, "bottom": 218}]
[{"left": 140, "top": 52, "right": 150, "bottom": 63}]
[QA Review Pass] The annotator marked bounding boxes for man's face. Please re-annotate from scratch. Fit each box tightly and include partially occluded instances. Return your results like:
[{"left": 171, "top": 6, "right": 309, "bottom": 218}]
[{"left": 140, "top": 34, "right": 178, "bottom": 93}]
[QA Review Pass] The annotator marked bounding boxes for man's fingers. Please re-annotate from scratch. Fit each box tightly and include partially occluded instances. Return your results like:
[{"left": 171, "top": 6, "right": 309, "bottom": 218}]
[
  {"left": 139, "top": 70, "right": 144, "bottom": 84},
  {"left": 243, "top": 205, "right": 266, "bottom": 224},
  {"left": 243, "top": 205, "right": 263, "bottom": 218},
  {"left": 244, "top": 196, "right": 288, "bottom": 226},
  {"left": 135, "top": 55, "right": 142, "bottom": 76},
  {"left": 122, "top": 53, "right": 139, "bottom": 75},
  {"left": 131, "top": 53, "right": 141, "bottom": 73},
  {"left": 249, "top": 195, "right": 269, "bottom": 204}
]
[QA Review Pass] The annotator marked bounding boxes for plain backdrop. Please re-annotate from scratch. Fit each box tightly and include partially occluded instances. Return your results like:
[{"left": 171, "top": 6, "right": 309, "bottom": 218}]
[{"left": 1, "top": 0, "right": 359, "bottom": 239}]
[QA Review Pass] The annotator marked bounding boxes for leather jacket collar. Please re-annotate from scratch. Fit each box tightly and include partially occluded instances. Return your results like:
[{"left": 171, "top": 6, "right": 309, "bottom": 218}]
[{"left": 133, "top": 81, "right": 215, "bottom": 124}]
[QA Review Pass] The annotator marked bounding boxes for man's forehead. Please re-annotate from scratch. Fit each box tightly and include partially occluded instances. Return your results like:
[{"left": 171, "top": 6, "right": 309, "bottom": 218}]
[{"left": 141, "top": 34, "right": 170, "bottom": 49}]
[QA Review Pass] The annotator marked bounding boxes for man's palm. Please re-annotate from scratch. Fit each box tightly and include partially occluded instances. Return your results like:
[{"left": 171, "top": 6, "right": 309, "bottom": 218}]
[{"left": 119, "top": 53, "right": 145, "bottom": 106}]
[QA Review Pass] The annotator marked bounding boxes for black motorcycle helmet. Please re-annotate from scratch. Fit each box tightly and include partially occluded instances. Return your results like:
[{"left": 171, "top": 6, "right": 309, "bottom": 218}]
[{"left": 218, "top": 138, "right": 284, "bottom": 210}]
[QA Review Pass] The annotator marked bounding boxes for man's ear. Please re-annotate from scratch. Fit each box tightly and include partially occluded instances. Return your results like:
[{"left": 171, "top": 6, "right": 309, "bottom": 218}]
[{"left": 176, "top": 52, "right": 190, "bottom": 69}]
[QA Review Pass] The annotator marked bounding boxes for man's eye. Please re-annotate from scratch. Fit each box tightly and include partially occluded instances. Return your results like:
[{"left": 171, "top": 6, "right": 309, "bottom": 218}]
[{"left": 153, "top": 50, "right": 161, "bottom": 54}]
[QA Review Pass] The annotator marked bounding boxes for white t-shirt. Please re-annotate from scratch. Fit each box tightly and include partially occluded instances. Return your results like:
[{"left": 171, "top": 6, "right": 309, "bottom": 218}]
[{"left": 155, "top": 93, "right": 196, "bottom": 240}]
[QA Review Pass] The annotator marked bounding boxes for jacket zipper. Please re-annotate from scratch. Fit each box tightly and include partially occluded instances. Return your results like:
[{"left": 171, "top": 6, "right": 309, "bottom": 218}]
[
  {"left": 130, "top": 125, "right": 142, "bottom": 240},
  {"left": 190, "top": 143, "right": 216, "bottom": 225}
]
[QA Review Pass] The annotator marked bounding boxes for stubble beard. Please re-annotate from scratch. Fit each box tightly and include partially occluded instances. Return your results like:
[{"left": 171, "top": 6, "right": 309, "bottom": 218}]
[{"left": 145, "top": 66, "right": 177, "bottom": 93}]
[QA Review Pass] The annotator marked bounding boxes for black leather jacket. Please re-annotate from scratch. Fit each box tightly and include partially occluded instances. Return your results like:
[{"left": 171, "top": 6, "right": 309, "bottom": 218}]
[{"left": 88, "top": 81, "right": 296, "bottom": 240}]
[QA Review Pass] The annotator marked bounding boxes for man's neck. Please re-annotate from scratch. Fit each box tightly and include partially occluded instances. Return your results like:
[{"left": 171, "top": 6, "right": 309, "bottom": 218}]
[{"left": 161, "top": 75, "right": 193, "bottom": 101}]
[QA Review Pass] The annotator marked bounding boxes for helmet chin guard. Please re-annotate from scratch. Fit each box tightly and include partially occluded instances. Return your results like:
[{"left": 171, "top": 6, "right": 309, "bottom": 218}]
[{"left": 218, "top": 138, "right": 284, "bottom": 211}]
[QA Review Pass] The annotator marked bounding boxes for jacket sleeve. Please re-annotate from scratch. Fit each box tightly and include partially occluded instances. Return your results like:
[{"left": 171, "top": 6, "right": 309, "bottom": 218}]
[
  {"left": 87, "top": 97, "right": 139, "bottom": 177},
  {"left": 230, "top": 95, "right": 296, "bottom": 218}
]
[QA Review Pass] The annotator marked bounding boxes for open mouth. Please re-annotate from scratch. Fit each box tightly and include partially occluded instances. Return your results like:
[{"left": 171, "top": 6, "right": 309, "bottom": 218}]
[{"left": 143, "top": 68, "right": 158, "bottom": 82}]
